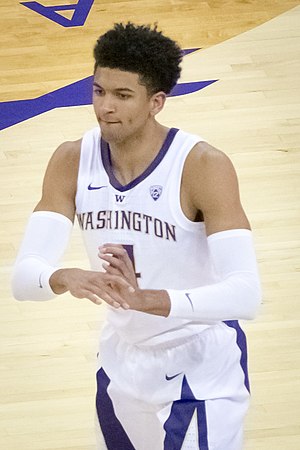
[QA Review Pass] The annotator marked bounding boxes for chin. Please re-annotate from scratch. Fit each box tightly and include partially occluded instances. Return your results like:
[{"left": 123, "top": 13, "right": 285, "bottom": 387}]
[
  {"left": 100, "top": 129, "right": 122, "bottom": 144},
  {"left": 99, "top": 125, "right": 111, "bottom": 140}
]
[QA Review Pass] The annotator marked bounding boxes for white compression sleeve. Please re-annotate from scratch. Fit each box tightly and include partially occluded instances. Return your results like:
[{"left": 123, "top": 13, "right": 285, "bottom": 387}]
[
  {"left": 11, "top": 211, "right": 73, "bottom": 301},
  {"left": 167, "top": 229, "right": 261, "bottom": 321}
]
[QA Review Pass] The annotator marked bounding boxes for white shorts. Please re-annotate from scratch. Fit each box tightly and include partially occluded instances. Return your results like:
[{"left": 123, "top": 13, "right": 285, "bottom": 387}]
[{"left": 95, "top": 321, "right": 250, "bottom": 450}]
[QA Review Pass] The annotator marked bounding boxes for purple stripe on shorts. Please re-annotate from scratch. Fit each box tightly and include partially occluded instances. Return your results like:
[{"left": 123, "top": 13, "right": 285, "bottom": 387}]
[
  {"left": 96, "top": 368, "right": 135, "bottom": 449},
  {"left": 224, "top": 320, "right": 250, "bottom": 393},
  {"left": 164, "top": 375, "right": 209, "bottom": 449}
]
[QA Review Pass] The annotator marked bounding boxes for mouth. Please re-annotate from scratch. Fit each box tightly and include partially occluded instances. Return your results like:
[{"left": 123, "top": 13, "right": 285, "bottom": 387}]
[{"left": 100, "top": 119, "right": 120, "bottom": 124}]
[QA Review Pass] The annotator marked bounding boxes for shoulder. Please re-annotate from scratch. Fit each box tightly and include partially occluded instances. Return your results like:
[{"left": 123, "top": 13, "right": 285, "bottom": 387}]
[
  {"left": 183, "top": 141, "right": 237, "bottom": 186},
  {"left": 49, "top": 138, "right": 82, "bottom": 167},
  {"left": 43, "top": 138, "right": 83, "bottom": 197},
  {"left": 188, "top": 141, "right": 233, "bottom": 167},
  {"left": 45, "top": 138, "right": 83, "bottom": 194},
  {"left": 34, "top": 139, "right": 83, "bottom": 219},
  {"left": 183, "top": 141, "right": 240, "bottom": 208},
  {"left": 182, "top": 141, "right": 250, "bottom": 233},
  {"left": 44, "top": 139, "right": 82, "bottom": 182}
]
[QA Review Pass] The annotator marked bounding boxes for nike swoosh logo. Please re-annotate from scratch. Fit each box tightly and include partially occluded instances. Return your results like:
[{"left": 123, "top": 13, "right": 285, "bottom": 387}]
[
  {"left": 88, "top": 184, "right": 107, "bottom": 190},
  {"left": 165, "top": 372, "right": 183, "bottom": 381},
  {"left": 185, "top": 292, "right": 194, "bottom": 312}
]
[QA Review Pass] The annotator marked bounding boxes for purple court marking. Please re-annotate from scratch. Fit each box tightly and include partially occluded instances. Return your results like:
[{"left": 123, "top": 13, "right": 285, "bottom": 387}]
[
  {"left": 20, "top": 0, "right": 94, "bottom": 27},
  {"left": 0, "top": 79, "right": 217, "bottom": 130},
  {"left": 0, "top": 48, "right": 218, "bottom": 130},
  {"left": 182, "top": 48, "right": 200, "bottom": 56}
]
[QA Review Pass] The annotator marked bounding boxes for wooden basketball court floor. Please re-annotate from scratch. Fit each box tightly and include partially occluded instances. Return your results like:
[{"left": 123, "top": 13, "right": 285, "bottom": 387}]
[{"left": 0, "top": 1, "right": 300, "bottom": 449}]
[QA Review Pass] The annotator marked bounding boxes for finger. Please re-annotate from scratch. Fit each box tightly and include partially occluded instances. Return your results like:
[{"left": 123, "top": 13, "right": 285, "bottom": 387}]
[
  {"left": 99, "top": 253, "right": 127, "bottom": 272},
  {"left": 100, "top": 291, "right": 121, "bottom": 308},
  {"left": 99, "top": 289, "right": 130, "bottom": 309},
  {"left": 102, "top": 262, "right": 121, "bottom": 276},
  {"left": 103, "top": 272, "right": 134, "bottom": 291},
  {"left": 99, "top": 249, "right": 134, "bottom": 275},
  {"left": 99, "top": 247, "right": 128, "bottom": 262},
  {"left": 74, "top": 284, "right": 123, "bottom": 309},
  {"left": 93, "top": 277, "right": 132, "bottom": 308},
  {"left": 74, "top": 289, "right": 102, "bottom": 305},
  {"left": 99, "top": 243, "right": 124, "bottom": 252},
  {"left": 99, "top": 252, "right": 122, "bottom": 264},
  {"left": 88, "top": 293, "right": 103, "bottom": 305},
  {"left": 99, "top": 245, "right": 129, "bottom": 260}
]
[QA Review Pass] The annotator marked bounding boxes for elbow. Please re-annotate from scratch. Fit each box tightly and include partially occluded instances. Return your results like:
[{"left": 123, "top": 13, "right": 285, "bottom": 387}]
[
  {"left": 12, "top": 291, "right": 28, "bottom": 302},
  {"left": 243, "top": 301, "right": 260, "bottom": 321},
  {"left": 11, "top": 270, "right": 26, "bottom": 301},
  {"left": 11, "top": 257, "right": 57, "bottom": 302},
  {"left": 241, "top": 280, "right": 262, "bottom": 320},
  {"left": 11, "top": 270, "right": 31, "bottom": 301},
  {"left": 226, "top": 271, "right": 262, "bottom": 321}
]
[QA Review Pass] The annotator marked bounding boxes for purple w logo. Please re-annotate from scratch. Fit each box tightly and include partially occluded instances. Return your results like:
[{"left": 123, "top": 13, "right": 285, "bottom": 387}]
[{"left": 115, "top": 194, "right": 126, "bottom": 203}]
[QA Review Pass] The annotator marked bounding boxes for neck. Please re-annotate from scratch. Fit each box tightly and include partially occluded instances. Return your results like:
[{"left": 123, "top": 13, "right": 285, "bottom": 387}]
[{"left": 108, "top": 121, "right": 169, "bottom": 186}]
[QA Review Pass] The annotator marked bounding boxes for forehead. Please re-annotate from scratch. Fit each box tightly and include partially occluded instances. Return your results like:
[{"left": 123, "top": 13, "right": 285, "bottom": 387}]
[{"left": 94, "top": 66, "right": 145, "bottom": 92}]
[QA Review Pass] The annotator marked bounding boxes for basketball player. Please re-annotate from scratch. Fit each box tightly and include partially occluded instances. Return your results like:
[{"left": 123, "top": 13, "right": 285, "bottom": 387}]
[{"left": 12, "top": 23, "right": 261, "bottom": 449}]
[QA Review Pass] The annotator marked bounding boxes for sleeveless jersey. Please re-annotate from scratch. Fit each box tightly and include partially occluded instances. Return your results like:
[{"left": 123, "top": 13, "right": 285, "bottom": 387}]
[{"left": 75, "top": 127, "right": 219, "bottom": 345}]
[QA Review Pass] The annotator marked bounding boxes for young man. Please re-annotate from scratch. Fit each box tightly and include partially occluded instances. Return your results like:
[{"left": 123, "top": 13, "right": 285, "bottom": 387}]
[{"left": 12, "top": 23, "right": 261, "bottom": 450}]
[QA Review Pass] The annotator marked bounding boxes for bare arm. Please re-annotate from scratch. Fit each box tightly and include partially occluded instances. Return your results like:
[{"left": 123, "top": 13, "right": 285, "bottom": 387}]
[
  {"left": 180, "top": 142, "right": 250, "bottom": 235},
  {"left": 34, "top": 139, "right": 81, "bottom": 221}
]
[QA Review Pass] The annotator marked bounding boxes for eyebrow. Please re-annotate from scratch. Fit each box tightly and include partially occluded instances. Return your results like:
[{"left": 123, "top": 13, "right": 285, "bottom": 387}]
[{"left": 93, "top": 82, "right": 135, "bottom": 93}]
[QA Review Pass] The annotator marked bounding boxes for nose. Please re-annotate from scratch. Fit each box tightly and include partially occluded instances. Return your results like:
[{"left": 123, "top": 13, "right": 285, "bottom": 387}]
[{"left": 95, "top": 93, "right": 115, "bottom": 115}]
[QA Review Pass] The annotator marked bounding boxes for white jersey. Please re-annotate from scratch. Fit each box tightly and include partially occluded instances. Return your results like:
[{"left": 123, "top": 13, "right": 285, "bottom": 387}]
[{"left": 75, "top": 127, "right": 219, "bottom": 345}]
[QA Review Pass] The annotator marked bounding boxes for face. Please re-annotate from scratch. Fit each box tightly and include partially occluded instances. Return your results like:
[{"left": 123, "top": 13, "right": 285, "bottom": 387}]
[{"left": 93, "top": 66, "right": 165, "bottom": 144}]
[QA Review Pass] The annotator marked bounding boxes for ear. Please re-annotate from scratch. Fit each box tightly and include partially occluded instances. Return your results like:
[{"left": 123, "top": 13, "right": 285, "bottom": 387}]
[{"left": 150, "top": 92, "right": 167, "bottom": 116}]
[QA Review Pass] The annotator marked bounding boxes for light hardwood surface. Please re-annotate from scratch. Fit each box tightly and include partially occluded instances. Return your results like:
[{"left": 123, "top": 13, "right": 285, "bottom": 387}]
[{"left": 1, "top": 1, "right": 300, "bottom": 449}]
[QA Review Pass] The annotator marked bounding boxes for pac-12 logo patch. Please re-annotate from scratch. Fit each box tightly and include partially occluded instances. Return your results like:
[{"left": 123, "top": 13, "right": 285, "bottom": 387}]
[{"left": 150, "top": 185, "right": 163, "bottom": 201}]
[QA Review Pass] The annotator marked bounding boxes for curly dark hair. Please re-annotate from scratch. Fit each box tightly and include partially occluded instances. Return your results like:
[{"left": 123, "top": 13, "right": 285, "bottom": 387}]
[{"left": 93, "top": 22, "right": 182, "bottom": 95}]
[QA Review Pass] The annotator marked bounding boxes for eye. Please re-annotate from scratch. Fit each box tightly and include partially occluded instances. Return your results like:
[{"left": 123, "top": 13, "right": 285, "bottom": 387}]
[
  {"left": 117, "top": 92, "right": 130, "bottom": 100},
  {"left": 93, "top": 86, "right": 104, "bottom": 96}
]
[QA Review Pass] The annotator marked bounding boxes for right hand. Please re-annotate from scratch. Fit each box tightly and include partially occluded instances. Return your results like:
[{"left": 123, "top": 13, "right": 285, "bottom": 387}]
[{"left": 49, "top": 267, "right": 134, "bottom": 308}]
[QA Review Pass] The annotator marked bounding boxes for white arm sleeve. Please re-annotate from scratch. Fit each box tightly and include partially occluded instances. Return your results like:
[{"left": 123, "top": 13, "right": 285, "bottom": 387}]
[
  {"left": 11, "top": 211, "right": 73, "bottom": 301},
  {"left": 167, "top": 229, "right": 262, "bottom": 321}
]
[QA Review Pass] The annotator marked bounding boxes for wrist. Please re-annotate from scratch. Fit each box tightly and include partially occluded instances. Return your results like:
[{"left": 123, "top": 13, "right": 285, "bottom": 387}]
[
  {"left": 136, "top": 289, "right": 170, "bottom": 317},
  {"left": 49, "top": 268, "right": 69, "bottom": 294}
]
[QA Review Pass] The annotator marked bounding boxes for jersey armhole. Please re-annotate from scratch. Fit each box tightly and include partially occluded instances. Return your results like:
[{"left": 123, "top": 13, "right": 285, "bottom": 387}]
[
  {"left": 168, "top": 134, "right": 206, "bottom": 232},
  {"left": 75, "top": 127, "right": 100, "bottom": 211}
]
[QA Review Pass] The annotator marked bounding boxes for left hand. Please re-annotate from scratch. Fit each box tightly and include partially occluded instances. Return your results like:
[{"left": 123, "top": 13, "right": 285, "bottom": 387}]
[
  {"left": 98, "top": 244, "right": 140, "bottom": 310},
  {"left": 98, "top": 243, "right": 139, "bottom": 288},
  {"left": 98, "top": 243, "right": 170, "bottom": 316}
]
